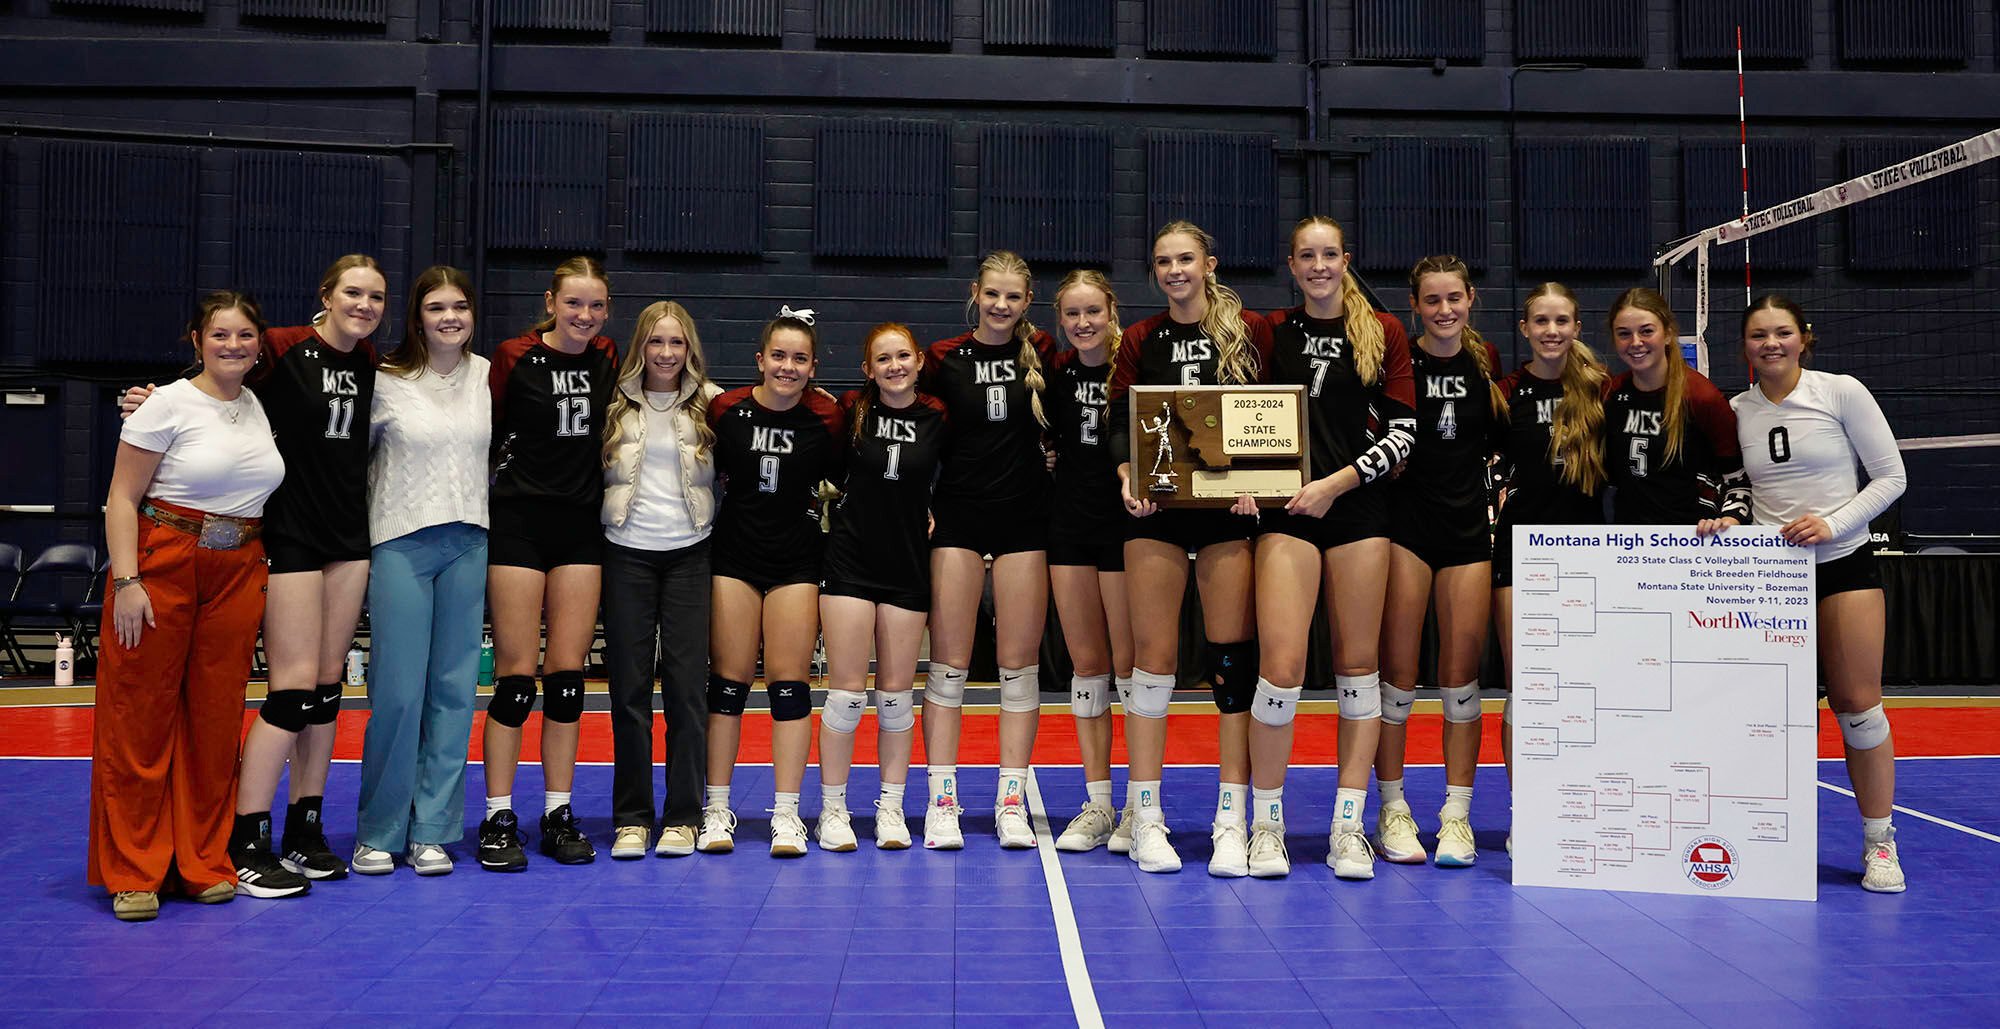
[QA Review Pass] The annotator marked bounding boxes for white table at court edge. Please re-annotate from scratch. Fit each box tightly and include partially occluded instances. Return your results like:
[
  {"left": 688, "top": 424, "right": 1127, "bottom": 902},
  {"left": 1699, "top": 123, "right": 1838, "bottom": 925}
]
[{"left": 1510, "top": 524, "right": 1820, "bottom": 902}]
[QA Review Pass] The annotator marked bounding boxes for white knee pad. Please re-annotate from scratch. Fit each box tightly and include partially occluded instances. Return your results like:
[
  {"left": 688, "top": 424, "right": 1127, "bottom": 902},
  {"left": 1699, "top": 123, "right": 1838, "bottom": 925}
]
[
  {"left": 821, "top": 689, "right": 867, "bottom": 735},
  {"left": 924, "top": 662, "right": 967, "bottom": 709},
  {"left": 1838, "top": 703, "right": 1891, "bottom": 751},
  {"left": 1115, "top": 676, "right": 1134, "bottom": 709},
  {"left": 1251, "top": 678, "right": 1303, "bottom": 728},
  {"left": 1125, "top": 668, "right": 1175, "bottom": 720},
  {"left": 1502, "top": 696, "right": 1513, "bottom": 725},
  {"left": 1336, "top": 673, "right": 1382, "bottom": 721},
  {"left": 1440, "top": 681, "right": 1484, "bottom": 724},
  {"left": 875, "top": 690, "right": 915, "bottom": 733},
  {"left": 999, "top": 665, "right": 1041, "bottom": 714},
  {"left": 1070, "top": 673, "right": 1111, "bottom": 719},
  {"left": 1379, "top": 682, "right": 1417, "bottom": 726}
]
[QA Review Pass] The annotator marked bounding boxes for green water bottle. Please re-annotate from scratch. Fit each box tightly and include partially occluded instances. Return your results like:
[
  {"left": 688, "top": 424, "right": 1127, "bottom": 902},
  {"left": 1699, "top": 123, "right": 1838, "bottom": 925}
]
[{"left": 479, "top": 636, "right": 495, "bottom": 687}]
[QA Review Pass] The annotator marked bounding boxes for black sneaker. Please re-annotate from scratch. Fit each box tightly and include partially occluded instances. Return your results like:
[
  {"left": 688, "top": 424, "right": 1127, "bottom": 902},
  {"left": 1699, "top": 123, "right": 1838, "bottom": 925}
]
[
  {"left": 478, "top": 810, "right": 529, "bottom": 872},
  {"left": 281, "top": 826, "right": 350, "bottom": 881},
  {"left": 539, "top": 804, "right": 596, "bottom": 865},
  {"left": 231, "top": 835, "right": 311, "bottom": 899}
]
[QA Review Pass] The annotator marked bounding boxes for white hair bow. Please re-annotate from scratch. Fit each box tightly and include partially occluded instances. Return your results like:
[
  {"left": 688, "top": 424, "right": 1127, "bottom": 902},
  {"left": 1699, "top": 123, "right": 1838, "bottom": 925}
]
[{"left": 778, "top": 305, "right": 817, "bottom": 326}]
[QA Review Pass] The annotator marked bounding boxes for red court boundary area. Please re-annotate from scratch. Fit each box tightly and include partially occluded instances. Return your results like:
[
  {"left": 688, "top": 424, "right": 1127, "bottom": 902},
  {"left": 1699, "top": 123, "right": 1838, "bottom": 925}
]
[{"left": 4, "top": 705, "right": 1994, "bottom": 763}]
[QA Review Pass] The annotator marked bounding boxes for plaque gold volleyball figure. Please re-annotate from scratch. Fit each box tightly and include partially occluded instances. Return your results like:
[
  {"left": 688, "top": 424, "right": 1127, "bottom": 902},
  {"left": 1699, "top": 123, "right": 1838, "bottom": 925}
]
[
  {"left": 1142, "top": 404, "right": 1180, "bottom": 493},
  {"left": 1126, "top": 385, "right": 1310, "bottom": 508}
]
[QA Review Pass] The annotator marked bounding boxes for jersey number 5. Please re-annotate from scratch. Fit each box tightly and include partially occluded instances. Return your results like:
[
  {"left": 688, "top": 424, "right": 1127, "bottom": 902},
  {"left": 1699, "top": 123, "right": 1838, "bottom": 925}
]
[
  {"left": 1628, "top": 436, "right": 1649, "bottom": 478},
  {"left": 1766, "top": 426, "right": 1792, "bottom": 464},
  {"left": 555, "top": 397, "right": 591, "bottom": 438}
]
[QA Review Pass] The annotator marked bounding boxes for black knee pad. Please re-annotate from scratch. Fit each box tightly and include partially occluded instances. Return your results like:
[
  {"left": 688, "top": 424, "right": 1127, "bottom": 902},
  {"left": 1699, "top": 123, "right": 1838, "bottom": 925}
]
[
  {"left": 542, "top": 670, "right": 585, "bottom": 724},
  {"left": 768, "top": 680, "right": 811, "bottom": 722},
  {"left": 707, "top": 674, "right": 750, "bottom": 717},
  {"left": 487, "top": 674, "right": 538, "bottom": 728},
  {"left": 259, "top": 689, "right": 316, "bottom": 732},
  {"left": 1207, "top": 640, "right": 1259, "bottom": 714},
  {"left": 308, "top": 680, "right": 343, "bottom": 725}
]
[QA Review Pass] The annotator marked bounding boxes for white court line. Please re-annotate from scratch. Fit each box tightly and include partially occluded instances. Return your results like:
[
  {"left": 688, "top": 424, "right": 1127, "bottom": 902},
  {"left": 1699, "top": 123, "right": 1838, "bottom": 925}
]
[
  {"left": 1817, "top": 780, "right": 2000, "bottom": 844},
  {"left": 1023, "top": 768, "right": 1104, "bottom": 1029}
]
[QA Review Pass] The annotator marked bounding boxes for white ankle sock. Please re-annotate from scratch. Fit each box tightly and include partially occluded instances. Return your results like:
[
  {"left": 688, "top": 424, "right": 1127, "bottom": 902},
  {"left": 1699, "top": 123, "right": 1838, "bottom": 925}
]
[
  {"left": 1863, "top": 815, "right": 1894, "bottom": 843},
  {"left": 486, "top": 794, "right": 512, "bottom": 819},
  {"left": 1253, "top": 786, "right": 1284, "bottom": 826},
  {"left": 1215, "top": 782, "right": 1248, "bottom": 827},
  {"left": 1441, "top": 785, "right": 1474, "bottom": 822},
  {"left": 1335, "top": 787, "right": 1367, "bottom": 831},
  {"left": 928, "top": 765, "right": 958, "bottom": 804},
  {"left": 543, "top": 790, "right": 570, "bottom": 815},
  {"left": 879, "top": 781, "right": 905, "bottom": 808},
  {"left": 997, "top": 767, "right": 1028, "bottom": 807},
  {"left": 1378, "top": 778, "right": 1406, "bottom": 809},
  {"left": 1086, "top": 780, "right": 1113, "bottom": 808},
  {"left": 773, "top": 791, "right": 799, "bottom": 815},
  {"left": 1131, "top": 780, "right": 1164, "bottom": 822},
  {"left": 822, "top": 783, "right": 848, "bottom": 809},
  {"left": 706, "top": 785, "right": 731, "bottom": 810}
]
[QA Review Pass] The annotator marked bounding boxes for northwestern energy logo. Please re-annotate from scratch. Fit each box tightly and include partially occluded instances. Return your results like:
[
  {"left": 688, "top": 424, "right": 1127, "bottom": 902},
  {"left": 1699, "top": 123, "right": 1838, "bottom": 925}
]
[
  {"left": 1682, "top": 835, "right": 1740, "bottom": 890},
  {"left": 1686, "top": 610, "right": 1809, "bottom": 647}
]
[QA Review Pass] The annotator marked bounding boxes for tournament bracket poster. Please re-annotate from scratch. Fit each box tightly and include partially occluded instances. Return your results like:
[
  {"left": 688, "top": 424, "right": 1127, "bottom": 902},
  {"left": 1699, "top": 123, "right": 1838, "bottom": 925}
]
[{"left": 1510, "top": 525, "right": 1819, "bottom": 902}]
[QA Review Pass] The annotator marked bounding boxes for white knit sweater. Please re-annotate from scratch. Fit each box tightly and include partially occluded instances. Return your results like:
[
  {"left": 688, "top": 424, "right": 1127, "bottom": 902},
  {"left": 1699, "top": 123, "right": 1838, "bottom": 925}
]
[{"left": 367, "top": 354, "right": 493, "bottom": 546}]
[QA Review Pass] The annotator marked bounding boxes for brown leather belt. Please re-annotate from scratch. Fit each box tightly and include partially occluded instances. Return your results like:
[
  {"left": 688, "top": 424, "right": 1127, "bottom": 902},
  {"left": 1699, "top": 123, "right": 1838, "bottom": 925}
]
[{"left": 141, "top": 500, "right": 263, "bottom": 550}]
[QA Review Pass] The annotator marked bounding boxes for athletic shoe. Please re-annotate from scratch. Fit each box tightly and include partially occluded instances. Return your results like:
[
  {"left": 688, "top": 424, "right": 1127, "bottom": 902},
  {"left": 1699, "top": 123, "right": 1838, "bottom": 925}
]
[
  {"left": 771, "top": 809, "right": 809, "bottom": 857},
  {"left": 1129, "top": 817, "right": 1182, "bottom": 874},
  {"left": 697, "top": 806, "right": 737, "bottom": 854},
  {"left": 817, "top": 805, "right": 858, "bottom": 852},
  {"left": 407, "top": 843, "right": 452, "bottom": 876},
  {"left": 1209, "top": 821, "right": 1250, "bottom": 878},
  {"left": 656, "top": 825, "right": 697, "bottom": 857},
  {"left": 1435, "top": 815, "right": 1477, "bottom": 868},
  {"left": 996, "top": 796, "right": 1036, "bottom": 849},
  {"left": 924, "top": 797, "right": 964, "bottom": 851},
  {"left": 478, "top": 811, "right": 528, "bottom": 872},
  {"left": 192, "top": 881, "right": 235, "bottom": 904},
  {"left": 1056, "top": 802, "right": 1117, "bottom": 852},
  {"left": 280, "top": 826, "right": 349, "bottom": 881},
  {"left": 1107, "top": 806, "right": 1135, "bottom": 854},
  {"left": 1505, "top": 832, "right": 1513, "bottom": 856},
  {"left": 1329, "top": 826, "right": 1377, "bottom": 880},
  {"left": 1862, "top": 834, "right": 1907, "bottom": 894},
  {"left": 876, "top": 801, "right": 912, "bottom": 850},
  {"left": 1247, "top": 821, "right": 1290, "bottom": 878},
  {"left": 611, "top": 825, "right": 650, "bottom": 860},
  {"left": 112, "top": 891, "right": 159, "bottom": 922},
  {"left": 350, "top": 843, "right": 395, "bottom": 876},
  {"left": 539, "top": 805, "right": 596, "bottom": 865},
  {"left": 231, "top": 835, "right": 311, "bottom": 898},
  {"left": 1374, "top": 801, "right": 1427, "bottom": 865}
]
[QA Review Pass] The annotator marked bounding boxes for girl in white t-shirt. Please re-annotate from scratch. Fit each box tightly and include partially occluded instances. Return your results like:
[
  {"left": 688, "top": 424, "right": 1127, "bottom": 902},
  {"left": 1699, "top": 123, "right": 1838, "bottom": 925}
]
[{"left": 90, "top": 291, "right": 285, "bottom": 921}]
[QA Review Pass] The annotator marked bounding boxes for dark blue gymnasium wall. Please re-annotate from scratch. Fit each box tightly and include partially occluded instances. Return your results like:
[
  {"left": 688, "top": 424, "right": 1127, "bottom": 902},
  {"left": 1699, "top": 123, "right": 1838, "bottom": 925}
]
[{"left": 1, "top": 0, "right": 1996, "bottom": 550}]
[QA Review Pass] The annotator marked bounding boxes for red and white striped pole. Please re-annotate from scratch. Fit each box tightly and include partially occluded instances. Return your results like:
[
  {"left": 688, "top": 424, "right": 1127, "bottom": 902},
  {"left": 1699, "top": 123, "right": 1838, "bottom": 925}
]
[{"left": 1737, "top": 25, "right": 1752, "bottom": 306}]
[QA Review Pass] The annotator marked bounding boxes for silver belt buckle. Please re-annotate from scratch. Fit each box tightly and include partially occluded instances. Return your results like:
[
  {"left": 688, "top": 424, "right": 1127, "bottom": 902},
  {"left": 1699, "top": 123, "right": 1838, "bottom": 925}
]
[{"left": 198, "top": 517, "right": 245, "bottom": 551}]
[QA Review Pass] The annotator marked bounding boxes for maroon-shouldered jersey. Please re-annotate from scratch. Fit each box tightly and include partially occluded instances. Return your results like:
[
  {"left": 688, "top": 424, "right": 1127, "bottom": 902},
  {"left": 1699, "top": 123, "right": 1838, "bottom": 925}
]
[
  {"left": 709, "top": 386, "right": 845, "bottom": 564},
  {"left": 825, "top": 390, "right": 949, "bottom": 595},
  {"left": 1263, "top": 307, "right": 1417, "bottom": 485},
  {"left": 488, "top": 332, "right": 618, "bottom": 508},
  {"left": 1045, "top": 348, "right": 1122, "bottom": 543},
  {"left": 1391, "top": 340, "right": 1503, "bottom": 519},
  {"left": 1104, "top": 310, "right": 1274, "bottom": 463},
  {"left": 920, "top": 330, "right": 1055, "bottom": 505},
  {"left": 1496, "top": 364, "right": 1603, "bottom": 527},
  {"left": 257, "top": 325, "right": 378, "bottom": 551},
  {"left": 1604, "top": 368, "right": 1750, "bottom": 525}
]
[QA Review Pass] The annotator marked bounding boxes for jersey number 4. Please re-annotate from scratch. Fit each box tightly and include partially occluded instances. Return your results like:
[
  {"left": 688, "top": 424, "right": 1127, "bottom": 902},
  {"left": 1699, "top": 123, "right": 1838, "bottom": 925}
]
[{"left": 555, "top": 397, "right": 591, "bottom": 438}]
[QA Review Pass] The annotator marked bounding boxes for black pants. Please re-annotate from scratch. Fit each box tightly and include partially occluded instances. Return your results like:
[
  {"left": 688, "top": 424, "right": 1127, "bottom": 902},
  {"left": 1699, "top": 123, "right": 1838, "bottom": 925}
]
[{"left": 603, "top": 538, "right": 712, "bottom": 829}]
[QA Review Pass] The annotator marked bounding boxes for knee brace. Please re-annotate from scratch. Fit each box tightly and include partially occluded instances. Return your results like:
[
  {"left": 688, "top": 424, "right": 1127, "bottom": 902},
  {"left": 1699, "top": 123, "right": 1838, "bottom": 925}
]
[
  {"left": 768, "top": 680, "right": 812, "bottom": 722},
  {"left": 1380, "top": 682, "right": 1417, "bottom": 725},
  {"left": 486, "top": 675, "right": 538, "bottom": 728},
  {"left": 308, "top": 680, "right": 343, "bottom": 725},
  {"left": 1070, "top": 673, "right": 1112, "bottom": 719},
  {"left": 259, "top": 688, "right": 316, "bottom": 733},
  {"left": 706, "top": 674, "right": 750, "bottom": 717},
  {"left": 1251, "top": 677, "right": 1303, "bottom": 728},
  {"left": 1206, "top": 641, "right": 1259, "bottom": 714},
  {"left": 998, "top": 665, "right": 1041, "bottom": 714},
  {"left": 1440, "top": 681, "right": 1483, "bottom": 724},
  {"left": 875, "top": 690, "right": 915, "bottom": 733},
  {"left": 1838, "top": 703, "right": 1891, "bottom": 751},
  {"left": 821, "top": 689, "right": 867, "bottom": 735},
  {"left": 1125, "top": 668, "right": 1175, "bottom": 720},
  {"left": 1335, "top": 673, "right": 1382, "bottom": 721},
  {"left": 541, "top": 670, "right": 585, "bottom": 724},
  {"left": 924, "top": 662, "right": 967, "bottom": 709}
]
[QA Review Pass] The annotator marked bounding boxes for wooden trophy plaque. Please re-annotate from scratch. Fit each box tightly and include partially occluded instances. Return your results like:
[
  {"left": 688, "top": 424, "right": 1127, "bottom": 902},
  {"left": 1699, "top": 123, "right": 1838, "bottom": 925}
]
[{"left": 1127, "top": 384, "right": 1310, "bottom": 508}]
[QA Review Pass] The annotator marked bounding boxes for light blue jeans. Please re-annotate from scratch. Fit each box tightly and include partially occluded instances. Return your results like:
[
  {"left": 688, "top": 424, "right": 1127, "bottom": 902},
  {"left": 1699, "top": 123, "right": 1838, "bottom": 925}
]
[{"left": 357, "top": 522, "right": 488, "bottom": 851}]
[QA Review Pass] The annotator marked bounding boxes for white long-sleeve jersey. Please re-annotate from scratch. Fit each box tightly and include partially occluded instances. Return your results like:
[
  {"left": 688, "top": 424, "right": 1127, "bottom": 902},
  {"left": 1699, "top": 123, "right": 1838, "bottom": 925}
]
[{"left": 1732, "top": 369, "right": 1906, "bottom": 562}]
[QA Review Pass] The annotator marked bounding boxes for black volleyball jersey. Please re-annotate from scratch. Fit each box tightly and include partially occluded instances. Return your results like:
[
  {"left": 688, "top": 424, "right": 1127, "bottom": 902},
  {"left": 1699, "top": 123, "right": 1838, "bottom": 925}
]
[
  {"left": 1264, "top": 307, "right": 1417, "bottom": 485},
  {"left": 921, "top": 330, "right": 1055, "bottom": 506},
  {"left": 490, "top": 332, "right": 618, "bottom": 508},
  {"left": 256, "top": 325, "right": 377, "bottom": 550},
  {"left": 1604, "top": 369, "right": 1751, "bottom": 525},
  {"left": 1045, "top": 349, "right": 1123, "bottom": 541},
  {"left": 825, "top": 391, "right": 949, "bottom": 591},
  {"left": 1105, "top": 310, "right": 1275, "bottom": 462},
  {"left": 709, "top": 386, "right": 845, "bottom": 564},
  {"left": 1391, "top": 341, "right": 1503, "bottom": 521},
  {"left": 1496, "top": 365, "right": 1603, "bottom": 527}
]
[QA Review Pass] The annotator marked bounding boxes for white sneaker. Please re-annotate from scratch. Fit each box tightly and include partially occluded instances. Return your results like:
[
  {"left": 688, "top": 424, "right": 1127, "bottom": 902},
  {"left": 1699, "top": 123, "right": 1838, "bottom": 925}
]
[
  {"left": 996, "top": 796, "right": 1036, "bottom": 849},
  {"left": 1107, "top": 806, "right": 1135, "bottom": 854},
  {"left": 406, "top": 843, "right": 452, "bottom": 876},
  {"left": 696, "top": 805, "right": 737, "bottom": 854},
  {"left": 817, "top": 805, "right": 857, "bottom": 852},
  {"left": 1861, "top": 834, "right": 1906, "bottom": 893},
  {"left": 924, "top": 797, "right": 964, "bottom": 850},
  {"left": 770, "top": 809, "right": 809, "bottom": 857},
  {"left": 1435, "top": 815, "right": 1477, "bottom": 867},
  {"left": 350, "top": 843, "right": 394, "bottom": 876},
  {"left": 1329, "top": 826, "right": 1377, "bottom": 880},
  {"left": 611, "top": 825, "right": 650, "bottom": 860},
  {"left": 1247, "top": 821, "right": 1290, "bottom": 878},
  {"left": 1056, "top": 802, "right": 1117, "bottom": 852},
  {"left": 1208, "top": 821, "right": 1249, "bottom": 878},
  {"left": 875, "top": 800, "right": 912, "bottom": 850},
  {"left": 1374, "top": 801, "right": 1427, "bottom": 864},
  {"left": 1129, "top": 817, "right": 1182, "bottom": 874},
  {"left": 656, "top": 824, "right": 697, "bottom": 857}
]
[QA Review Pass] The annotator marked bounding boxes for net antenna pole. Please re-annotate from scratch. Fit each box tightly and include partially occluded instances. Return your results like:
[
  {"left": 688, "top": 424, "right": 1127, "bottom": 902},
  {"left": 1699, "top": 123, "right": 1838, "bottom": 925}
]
[{"left": 1737, "top": 25, "right": 1752, "bottom": 308}]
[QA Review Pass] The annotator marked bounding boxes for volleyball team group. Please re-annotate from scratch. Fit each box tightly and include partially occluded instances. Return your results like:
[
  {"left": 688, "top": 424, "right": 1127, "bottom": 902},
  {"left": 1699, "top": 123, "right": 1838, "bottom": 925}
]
[{"left": 86, "top": 215, "right": 1910, "bottom": 922}]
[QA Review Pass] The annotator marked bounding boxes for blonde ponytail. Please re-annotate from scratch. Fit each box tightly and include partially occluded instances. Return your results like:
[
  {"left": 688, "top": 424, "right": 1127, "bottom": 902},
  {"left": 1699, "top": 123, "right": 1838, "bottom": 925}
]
[
  {"left": 969, "top": 250, "right": 1048, "bottom": 427},
  {"left": 1156, "top": 220, "right": 1257, "bottom": 384},
  {"left": 1410, "top": 254, "right": 1504, "bottom": 419},
  {"left": 1292, "top": 216, "right": 1384, "bottom": 386}
]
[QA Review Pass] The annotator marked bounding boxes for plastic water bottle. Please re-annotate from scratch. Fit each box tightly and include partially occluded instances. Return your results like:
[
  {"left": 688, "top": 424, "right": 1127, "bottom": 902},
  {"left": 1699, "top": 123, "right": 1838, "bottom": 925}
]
[
  {"left": 345, "top": 646, "right": 367, "bottom": 688},
  {"left": 478, "top": 636, "right": 496, "bottom": 687},
  {"left": 53, "top": 636, "right": 74, "bottom": 687}
]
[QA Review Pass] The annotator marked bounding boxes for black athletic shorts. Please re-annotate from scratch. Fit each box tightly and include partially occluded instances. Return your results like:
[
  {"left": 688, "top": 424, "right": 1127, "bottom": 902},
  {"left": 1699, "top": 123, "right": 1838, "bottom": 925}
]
[
  {"left": 930, "top": 494, "right": 1049, "bottom": 558},
  {"left": 489, "top": 498, "right": 604, "bottom": 571},
  {"left": 1257, "top": 486, "right": 1389, "bottom": 552},
  {"left": 819, "top": 575, "right": 928, "bottom": 613},
  {"left": 263, "top": 530, "right": 369, "bottom": 575},
  {"left": 1047, "top": 536, "right": 1125, "bottom": 572},
  {"left": 1126, "top": 506, "right": 1257, "bottom": 553},
  {"left": 1391, "top": 534, "right": 1491, "bottom": 573},
  {"left": 1816, "top": 543, "right": 1882, "bottom": 601}
]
